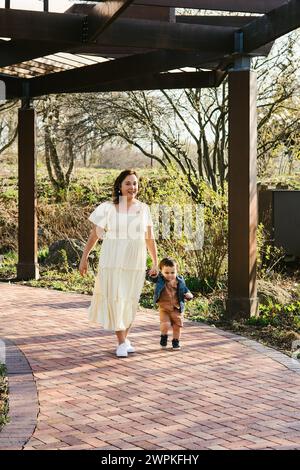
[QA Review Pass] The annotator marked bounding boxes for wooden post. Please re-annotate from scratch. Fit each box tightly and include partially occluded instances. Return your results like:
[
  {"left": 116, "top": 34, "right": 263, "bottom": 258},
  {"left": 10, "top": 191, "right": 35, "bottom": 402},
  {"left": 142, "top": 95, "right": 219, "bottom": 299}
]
[
  {"left": 17, "top": 98, "right": 39, "bottom": 280},
  {"left": 226, "top": 69, "right": 258, "bottom": 319}
]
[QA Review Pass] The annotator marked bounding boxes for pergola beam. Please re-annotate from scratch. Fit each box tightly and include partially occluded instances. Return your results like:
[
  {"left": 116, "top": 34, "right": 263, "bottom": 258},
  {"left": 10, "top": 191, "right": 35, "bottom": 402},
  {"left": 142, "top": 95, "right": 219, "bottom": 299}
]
[
  {"left": 121, "top": 4, "right": 175, "bottom": 21},
  {"left": 69, "top": 45, "right": 154, "bottom": 57},
  {"left": 0, "top": 3, "right": 136, "bottom": 44},
  {"left": 242, "top": 0, "right": 300, "bottom": 52},
  {"left": 27, "top": 50, "right": 226, "bottom": 98},
  {"left": 0, "top": 9, "right": 235, "bottom": 53},
  {"left": 1, "top": 70, "right": 226, "bottom": 98},
  {"left": 0, "top": 40, "right": 69, "bottom": 68},
  {"left": 0, "top": 8, "right": 83, "bottom": 43},
  {"left": 84, "top": 1, "right": 135, "bottom": 41},
  {"left": 98, "top": 18, "right": 235, "bottom": 51},
  {"left": 176, "top": 15, "right": 259, "bottom": 27},
  {"left": 134, "top": 0, "right": 286, "bottom": 14},
  {"left": 47, "top": 71, "right": 226, "bottom": 94},
  {"left": 0, "top": 73, "right": 22, "bottom": 98}
]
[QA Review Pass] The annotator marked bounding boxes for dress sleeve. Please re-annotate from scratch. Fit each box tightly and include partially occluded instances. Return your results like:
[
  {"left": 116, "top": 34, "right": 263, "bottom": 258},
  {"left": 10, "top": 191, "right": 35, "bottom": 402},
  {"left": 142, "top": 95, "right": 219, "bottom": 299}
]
[{"left": 88, "top": 202, "right": 109, "bottom": 229}]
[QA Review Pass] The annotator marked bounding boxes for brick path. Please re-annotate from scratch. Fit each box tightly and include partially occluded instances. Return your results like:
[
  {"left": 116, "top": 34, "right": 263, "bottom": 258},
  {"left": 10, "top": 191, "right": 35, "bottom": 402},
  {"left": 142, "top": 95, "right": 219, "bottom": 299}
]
[{"left": 0, "top": 282, "right": 300, "bottom": 450}]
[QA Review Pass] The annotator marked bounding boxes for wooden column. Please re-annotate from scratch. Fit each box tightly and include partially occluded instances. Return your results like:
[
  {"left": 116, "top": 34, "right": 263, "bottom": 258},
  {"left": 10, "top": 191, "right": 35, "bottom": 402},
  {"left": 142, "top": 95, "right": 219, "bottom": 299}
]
[
  {"left": 17, "top": 102, "right": 39, "bottom": 280},
  {"left": 226, "top": 69, "right": 258, "bottom": 319}
]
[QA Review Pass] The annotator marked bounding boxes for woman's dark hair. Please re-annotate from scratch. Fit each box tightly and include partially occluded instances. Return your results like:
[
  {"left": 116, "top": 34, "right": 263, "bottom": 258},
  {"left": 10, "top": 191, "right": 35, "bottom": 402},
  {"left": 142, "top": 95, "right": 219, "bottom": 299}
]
[
  {"left": 112, "top": 169, "right": 139, "bottom": 205},
  {"left": 159, "top": 257, "right": 177, "bottom": 270}
]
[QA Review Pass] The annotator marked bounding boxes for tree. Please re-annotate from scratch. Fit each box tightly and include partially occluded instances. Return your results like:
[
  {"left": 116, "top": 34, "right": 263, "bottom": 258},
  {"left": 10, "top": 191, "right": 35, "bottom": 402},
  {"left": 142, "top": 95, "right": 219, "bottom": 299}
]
[
  {"left": 68, "top": 30, "right": 300, "bottom": 199},
  {"left": 38, "top": 96, "right": 77, "bottom": 202},
  {"left": 0, "top": 101, "right": 18, "bottom": 155},
  {"left": 254, "top": 32, "right": 300, "bottom": 176}
]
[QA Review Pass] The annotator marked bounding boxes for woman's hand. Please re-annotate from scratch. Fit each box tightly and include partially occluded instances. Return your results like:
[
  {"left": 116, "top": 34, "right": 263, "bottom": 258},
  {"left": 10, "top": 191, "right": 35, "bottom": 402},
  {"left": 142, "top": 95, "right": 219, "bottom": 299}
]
[
  {"left": 79, "top": 257, "right": 88, "bottom": 277},
  {"left": 148, "top": 265, "right": 159, "bottom": 276}
]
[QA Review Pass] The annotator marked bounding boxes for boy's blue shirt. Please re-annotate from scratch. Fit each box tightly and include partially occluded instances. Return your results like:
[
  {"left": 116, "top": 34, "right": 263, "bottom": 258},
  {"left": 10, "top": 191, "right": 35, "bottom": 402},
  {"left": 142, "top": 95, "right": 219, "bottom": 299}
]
[{"left": 146, "top": 270, "right": 191, "bottom": 313}]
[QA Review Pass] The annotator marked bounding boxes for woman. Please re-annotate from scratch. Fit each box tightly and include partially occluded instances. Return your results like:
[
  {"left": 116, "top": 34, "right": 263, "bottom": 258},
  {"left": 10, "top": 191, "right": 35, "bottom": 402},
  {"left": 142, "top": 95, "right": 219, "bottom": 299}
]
[{"left": 79, "top": 169, "right": 158, "bottom": 357}]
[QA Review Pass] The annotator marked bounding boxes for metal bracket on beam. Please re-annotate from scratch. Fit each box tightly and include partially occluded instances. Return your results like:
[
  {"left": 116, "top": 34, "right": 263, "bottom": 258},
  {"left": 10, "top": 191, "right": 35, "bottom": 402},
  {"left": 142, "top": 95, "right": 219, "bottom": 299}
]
[
  {"left": 82, "top": 16, "right": 89, "bottom": 43},
  {"left": 229, "top": 31, "right": 251, "bottom": 71}
]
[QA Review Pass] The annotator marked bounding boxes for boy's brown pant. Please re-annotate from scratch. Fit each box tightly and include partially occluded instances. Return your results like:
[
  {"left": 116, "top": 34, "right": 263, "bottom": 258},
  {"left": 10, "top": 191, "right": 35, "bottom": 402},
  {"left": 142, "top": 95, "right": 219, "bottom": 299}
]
[{"left": 159, "top": 307, "right": 183, "bottom": 339}]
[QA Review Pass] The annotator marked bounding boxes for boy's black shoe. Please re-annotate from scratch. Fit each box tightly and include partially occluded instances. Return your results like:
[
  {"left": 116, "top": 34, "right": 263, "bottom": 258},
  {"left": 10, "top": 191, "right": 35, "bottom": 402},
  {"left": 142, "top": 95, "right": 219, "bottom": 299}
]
[
  {"left": 160, "top": 334, "right": 168, "bottom": 349},
  {"left": 172, "top": 338, "right": 181, "bottom": 350}
]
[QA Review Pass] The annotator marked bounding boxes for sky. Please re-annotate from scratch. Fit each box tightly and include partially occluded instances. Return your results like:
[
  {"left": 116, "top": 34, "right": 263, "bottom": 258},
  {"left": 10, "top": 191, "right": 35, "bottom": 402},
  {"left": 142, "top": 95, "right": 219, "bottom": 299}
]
[{"left": 0, "top": 0, "right": 74, "bottom": 12}]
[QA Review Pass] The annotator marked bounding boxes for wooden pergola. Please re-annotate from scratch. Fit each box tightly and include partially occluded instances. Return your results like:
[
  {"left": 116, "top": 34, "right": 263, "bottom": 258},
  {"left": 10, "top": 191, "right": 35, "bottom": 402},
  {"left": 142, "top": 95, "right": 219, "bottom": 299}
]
[{"left": 1, "top": 0, "right": 299, "bottom": 319}]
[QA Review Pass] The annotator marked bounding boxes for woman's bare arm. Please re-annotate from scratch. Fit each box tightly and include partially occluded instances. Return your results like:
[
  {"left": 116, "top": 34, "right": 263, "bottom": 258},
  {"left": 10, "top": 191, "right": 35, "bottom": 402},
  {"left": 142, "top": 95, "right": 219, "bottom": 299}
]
[
  {"left": 145, "top": 225, "right": 158, "bottom": 275},
  {"left": 79, "top": 225, "right": 104, "bottom": 276}
]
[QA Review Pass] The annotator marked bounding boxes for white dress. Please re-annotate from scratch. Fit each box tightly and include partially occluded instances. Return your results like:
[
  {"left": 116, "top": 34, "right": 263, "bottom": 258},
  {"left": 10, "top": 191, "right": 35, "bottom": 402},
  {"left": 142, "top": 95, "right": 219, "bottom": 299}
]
[{"left": 87, "top": 200, "right": 153, "bottom": 331}]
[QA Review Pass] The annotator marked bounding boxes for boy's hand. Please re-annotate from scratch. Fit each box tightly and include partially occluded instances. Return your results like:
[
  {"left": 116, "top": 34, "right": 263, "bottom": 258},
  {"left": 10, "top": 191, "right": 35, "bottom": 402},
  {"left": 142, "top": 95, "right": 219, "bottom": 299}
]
[{"left": 184, "top": 292, "right": 193, "bottom": 300}]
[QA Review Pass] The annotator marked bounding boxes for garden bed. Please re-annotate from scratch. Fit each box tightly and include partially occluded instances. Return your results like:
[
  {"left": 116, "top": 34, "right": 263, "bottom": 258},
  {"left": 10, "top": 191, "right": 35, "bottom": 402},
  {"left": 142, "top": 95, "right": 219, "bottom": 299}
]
[{"left": 0, "top": 363, "right": 9, "bottom": 431}]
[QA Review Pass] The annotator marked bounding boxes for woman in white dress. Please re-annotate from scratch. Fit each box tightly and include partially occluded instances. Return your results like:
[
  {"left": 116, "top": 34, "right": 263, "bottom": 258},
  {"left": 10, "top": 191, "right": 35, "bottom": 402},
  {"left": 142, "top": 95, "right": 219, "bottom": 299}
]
[{"left": 79, "top": 169, "right": 158, "bottom": 357}]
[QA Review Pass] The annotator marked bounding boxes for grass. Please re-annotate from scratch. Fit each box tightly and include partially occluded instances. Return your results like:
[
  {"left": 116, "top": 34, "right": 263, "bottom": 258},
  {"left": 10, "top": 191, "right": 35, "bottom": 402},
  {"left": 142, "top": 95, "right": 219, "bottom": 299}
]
[{"left": 0, "top": 363, "right": 9, "bottom": 430}]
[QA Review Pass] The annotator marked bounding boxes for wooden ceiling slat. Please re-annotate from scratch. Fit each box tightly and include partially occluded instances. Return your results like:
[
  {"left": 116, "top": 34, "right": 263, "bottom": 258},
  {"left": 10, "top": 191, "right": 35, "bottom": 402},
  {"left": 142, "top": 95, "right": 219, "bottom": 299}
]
[
  {"left": 0, "top": 41, "right": 64, "bottom": 68},
  {"left": 0, "top": 52, "right": 108, "bottom": 80}
]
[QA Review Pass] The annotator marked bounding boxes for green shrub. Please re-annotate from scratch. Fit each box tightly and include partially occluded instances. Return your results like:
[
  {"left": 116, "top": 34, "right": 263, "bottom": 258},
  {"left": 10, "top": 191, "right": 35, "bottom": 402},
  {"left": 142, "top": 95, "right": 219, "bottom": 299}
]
[
  {"left": 1, "top": 188, "right": 18, "bottom": 201},
  {"left": 186, "top": 181, "right": 228, "bottom": 290},
  {"left": 257, "top": 223, "right": 285, "bottom": 278},
  {"left": 247, "top": 299, "right": 300, "bottom": 330},
  {"left": 38, "top": 247, "right": 49, "bottom": 264}
]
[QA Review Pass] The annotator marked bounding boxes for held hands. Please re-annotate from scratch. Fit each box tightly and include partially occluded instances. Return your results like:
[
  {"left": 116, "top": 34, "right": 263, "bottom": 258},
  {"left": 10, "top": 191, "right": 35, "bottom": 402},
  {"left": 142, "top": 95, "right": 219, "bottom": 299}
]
[
  {"left": 184, "top": 292, "right": 193, "bottom": 301},
  {"left": 148, "top": 265, "right": 159, "bottom": 276},
  {"left": 79, "top": 258, "right": 88, "bottom": 277}
]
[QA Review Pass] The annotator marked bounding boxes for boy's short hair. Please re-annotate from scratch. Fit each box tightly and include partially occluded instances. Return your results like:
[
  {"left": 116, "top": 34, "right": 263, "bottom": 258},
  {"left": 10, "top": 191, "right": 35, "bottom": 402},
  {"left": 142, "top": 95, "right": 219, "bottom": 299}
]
[{"left": 159, "top": 258, "right": 177, "bottom": 270}]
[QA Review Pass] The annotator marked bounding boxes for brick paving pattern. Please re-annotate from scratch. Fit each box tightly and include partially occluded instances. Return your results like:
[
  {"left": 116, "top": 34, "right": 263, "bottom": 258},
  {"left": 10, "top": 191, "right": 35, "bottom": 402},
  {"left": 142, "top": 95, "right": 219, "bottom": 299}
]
[{"left": 0, "top": 283, "right": 299, "bottom": 450}]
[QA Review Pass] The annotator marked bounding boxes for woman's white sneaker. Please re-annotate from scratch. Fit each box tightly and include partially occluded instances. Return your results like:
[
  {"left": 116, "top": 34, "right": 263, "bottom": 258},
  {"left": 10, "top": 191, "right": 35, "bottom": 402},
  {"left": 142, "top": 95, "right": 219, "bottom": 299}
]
[
  {"left": 116, "top": 342, "right": 128, "bottom": 357},
  {"left": 125, "top": 339, "right": 135, "bottom": 353}
]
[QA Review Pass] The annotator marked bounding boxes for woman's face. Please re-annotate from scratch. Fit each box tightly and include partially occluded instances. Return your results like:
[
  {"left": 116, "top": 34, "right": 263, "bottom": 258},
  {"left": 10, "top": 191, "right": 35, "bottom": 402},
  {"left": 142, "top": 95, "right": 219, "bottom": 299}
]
[{"left": 120, "top": 174, "right": 138, "bottom": 200}]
